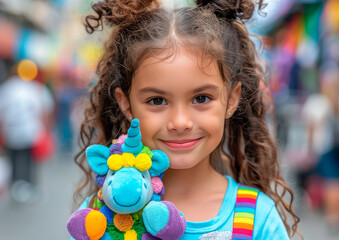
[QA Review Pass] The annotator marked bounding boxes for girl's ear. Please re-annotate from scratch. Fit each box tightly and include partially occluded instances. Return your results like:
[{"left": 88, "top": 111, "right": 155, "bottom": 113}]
[
  {"left": 226, "top": 82, "right": 241, "bottom": 119},
  {"left": 115, "top": 88, "right": 132, "bottom": 119}
]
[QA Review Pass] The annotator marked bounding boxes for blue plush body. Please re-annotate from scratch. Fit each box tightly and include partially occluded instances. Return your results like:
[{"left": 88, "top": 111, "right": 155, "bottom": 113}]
[{"left": 67, "top": 119, "right": 186, "bottom": 240}]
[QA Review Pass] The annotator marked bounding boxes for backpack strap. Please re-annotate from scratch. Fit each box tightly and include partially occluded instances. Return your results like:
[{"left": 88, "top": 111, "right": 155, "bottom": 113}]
[{"left": 232, "top": 184, "right": 259, "bottom": 240}]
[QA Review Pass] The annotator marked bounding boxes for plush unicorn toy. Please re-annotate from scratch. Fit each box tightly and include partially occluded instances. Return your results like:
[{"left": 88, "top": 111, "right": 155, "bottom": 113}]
[{"left": 67, "top": 119, "right": 186, "bottom": 240}]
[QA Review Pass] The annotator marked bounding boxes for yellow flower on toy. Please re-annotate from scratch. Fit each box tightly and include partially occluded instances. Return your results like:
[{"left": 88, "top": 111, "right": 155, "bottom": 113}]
[
  {"left": 107, "top": 152, "right": 152, "bottom": 172},
  {"left": 123, "top": 153, "right": 135, "bottom": 168},
  {"left": 107, "top": 154, "right": 123, "bottom": 171},
  {"left": 135, "top": 153, "right": 152, "bottom": 172}
]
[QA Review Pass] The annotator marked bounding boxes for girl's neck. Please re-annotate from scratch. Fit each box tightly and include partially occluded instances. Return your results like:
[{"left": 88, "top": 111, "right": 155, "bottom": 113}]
[
  {"left": 161, "top": 158, "right": 228, "bottom": 222},
  {"left": 162, "top": 158, "right": 220, "bottom": 199}
]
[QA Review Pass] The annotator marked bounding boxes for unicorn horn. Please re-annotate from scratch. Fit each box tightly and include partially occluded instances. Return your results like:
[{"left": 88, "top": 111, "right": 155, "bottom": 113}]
[{"left": 122, "top": 118, "right": 143, "bottom": 154}]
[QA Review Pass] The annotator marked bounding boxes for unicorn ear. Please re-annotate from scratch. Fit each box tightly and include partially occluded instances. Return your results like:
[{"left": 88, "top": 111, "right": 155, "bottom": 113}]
[
  {"left": 149, "top": 150, "right": 170, "bottom": 177},
  {"left": 86, "top": 145, "right": 110, "bottom": 175}
]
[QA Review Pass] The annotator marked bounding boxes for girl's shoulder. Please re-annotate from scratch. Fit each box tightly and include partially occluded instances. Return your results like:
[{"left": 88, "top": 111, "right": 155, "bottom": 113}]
[
  {"left": 256, "top": 189, "right": 276, "bottom": 213},
  {"left": 226, "top": 175, "right": 289, "bottom": 239},
  {"left": 226, "top": 175, "right": 275, "bottom": 209},
  {"left": 227, "top": 175, "right": 280, "bottom": 219},
  {"left": 254, "top": 192, "right": 289, "bottom": 239}
]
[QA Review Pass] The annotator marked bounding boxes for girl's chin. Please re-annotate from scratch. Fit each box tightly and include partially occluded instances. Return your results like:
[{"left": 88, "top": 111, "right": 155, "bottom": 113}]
[{"left": 168, "top": 161, "right": 199, "bottom": 170}]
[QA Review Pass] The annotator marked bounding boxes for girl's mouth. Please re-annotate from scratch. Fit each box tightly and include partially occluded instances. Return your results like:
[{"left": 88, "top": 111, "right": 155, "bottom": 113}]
[{"left": 160, "top": 138, "right": 203, "bottom": 149}]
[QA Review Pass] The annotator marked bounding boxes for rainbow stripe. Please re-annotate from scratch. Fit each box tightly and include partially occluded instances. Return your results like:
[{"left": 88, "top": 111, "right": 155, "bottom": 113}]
[{"left": 232, "top": 185, "right": 259, "bottom": 240}]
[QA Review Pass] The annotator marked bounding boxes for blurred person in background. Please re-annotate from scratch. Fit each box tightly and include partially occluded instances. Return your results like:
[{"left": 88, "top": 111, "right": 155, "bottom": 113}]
[
  {"left": 301, "top": 65, "right": 339, "bottom": 228},
  {"left": 0, "top": 60, "right": 54, "bottom": 203}
]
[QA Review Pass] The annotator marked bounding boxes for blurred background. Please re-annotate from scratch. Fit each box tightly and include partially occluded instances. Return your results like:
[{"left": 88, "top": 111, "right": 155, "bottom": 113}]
[{"left": 0, "top": 0, "right": 338, "bottom": 239}]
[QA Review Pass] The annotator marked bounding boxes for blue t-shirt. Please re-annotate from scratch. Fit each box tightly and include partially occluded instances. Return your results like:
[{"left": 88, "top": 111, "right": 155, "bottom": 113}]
[
  {"left": 180, "top": 175, "right": 289, "bottom": 240},
  {"left": 71, "top": 175, "right": 289, "bottom": 240}
]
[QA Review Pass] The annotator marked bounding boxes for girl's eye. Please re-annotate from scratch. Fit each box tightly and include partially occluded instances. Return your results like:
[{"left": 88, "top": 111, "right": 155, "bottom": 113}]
[
  {"left": 193, "top": 95, "right": 211, "bottom": 104},
  {"left": 148, "top": 97, "right": 167, "bottom": 105}
]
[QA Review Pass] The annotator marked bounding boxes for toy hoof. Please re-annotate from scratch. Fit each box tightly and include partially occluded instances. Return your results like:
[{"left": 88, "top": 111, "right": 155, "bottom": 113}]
[
  {"left": 142, "top": 232, "right": 160, "bottom": 240},
  {"left": 143, "top": 201, "right": 186, "bottom": 240},
  {"left": 67, "top": 208, "right": 107, "bottom": 240},
  {"left": 143, "top": 201, "right": 170, "bottom": 236}
]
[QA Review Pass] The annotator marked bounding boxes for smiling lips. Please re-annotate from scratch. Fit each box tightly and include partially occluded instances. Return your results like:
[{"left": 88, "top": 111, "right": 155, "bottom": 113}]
[{"left": 161, "top": 138, "right": 202, "bottom": 149}]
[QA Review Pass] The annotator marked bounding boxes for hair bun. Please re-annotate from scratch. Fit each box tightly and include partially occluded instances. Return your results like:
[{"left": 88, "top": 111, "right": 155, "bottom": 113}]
[
  {"left": 85, "top": 0, "right": 158, "bottom": 33},
  {"left": 196, "top": 0, "right": 263, "bottom": 21}
]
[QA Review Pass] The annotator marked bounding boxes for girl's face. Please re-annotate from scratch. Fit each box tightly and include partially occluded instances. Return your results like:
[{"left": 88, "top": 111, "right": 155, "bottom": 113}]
[{"left": 116, "top": 49, "right": 240, "bottom": 170}]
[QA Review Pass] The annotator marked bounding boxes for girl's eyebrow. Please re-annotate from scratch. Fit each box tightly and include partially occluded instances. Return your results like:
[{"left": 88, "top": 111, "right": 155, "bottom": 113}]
[
  {"left": 192, "top": 84, "right": 219, "bottom": 93},
  {"left": 138, "top": 84, "right": 220, "bottom": 95},
  {"left": 138, "top": 87, "right": 167, "bottom": 95}
]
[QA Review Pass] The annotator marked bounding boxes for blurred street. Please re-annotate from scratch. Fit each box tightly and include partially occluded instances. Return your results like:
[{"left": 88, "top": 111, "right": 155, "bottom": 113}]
[
  {"left": 0, "top": 153, "right": 82, "bottom": 240},
  {"left": 284, "top": 169, "right": 339, "bottom": 240}
]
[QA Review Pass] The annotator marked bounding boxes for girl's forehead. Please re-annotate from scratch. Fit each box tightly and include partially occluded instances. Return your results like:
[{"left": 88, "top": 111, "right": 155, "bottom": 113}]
[
  {"left": 130, "top": 48, "right": 226, "bottom": 94},
  {"left": 134, "top": 48, "right": 221, "bottom": 80}
]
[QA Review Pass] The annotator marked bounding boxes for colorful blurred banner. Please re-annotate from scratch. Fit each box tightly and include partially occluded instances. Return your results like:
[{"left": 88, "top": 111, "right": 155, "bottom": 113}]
[
  {"left": 256, "top": 0, "right": 339, "bottom": 96},
  {"left": 0, "top": 0, "right": 102, "bottom": 87}
]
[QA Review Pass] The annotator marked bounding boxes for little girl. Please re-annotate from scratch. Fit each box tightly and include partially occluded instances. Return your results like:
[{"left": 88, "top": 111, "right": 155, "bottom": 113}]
[{"left": 74, "top": 0, "right": 301, "bottom": 239}]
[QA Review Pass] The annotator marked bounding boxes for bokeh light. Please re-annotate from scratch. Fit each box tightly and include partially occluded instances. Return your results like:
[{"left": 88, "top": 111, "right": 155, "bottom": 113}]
[{"left": 17, "top": 59, "right": 38, "bottom": 81}]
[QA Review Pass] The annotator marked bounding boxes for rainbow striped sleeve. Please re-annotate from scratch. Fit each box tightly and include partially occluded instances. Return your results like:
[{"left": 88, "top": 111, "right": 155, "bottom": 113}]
[{"left": 232, "top": 184, "right": 259, "bottom": 240}]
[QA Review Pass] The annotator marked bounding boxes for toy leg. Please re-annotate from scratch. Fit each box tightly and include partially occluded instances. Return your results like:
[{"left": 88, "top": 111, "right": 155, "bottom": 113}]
[
  {"left": 67, "top": 208, "right": 107, "bottom": 240},
  {"left": 142, "top": 232, "right": 160, "bottom": 240},
  {"left": 143, "top": 201, "right": 186, "bottom": 240}
]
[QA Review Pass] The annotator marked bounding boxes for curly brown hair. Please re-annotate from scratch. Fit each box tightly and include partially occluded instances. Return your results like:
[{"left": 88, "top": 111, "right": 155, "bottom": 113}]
[{"left": 75, "top": 0, "right": 301, "bottom": 238}]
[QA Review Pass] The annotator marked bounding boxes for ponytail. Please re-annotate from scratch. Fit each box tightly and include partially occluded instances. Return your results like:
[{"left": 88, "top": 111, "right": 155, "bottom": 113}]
[
  {"left": 195, "top": 0, "right": 265, "bottom": 21},
  {"left": 85, "top": 0, "right": 159, "bottom": 33}
]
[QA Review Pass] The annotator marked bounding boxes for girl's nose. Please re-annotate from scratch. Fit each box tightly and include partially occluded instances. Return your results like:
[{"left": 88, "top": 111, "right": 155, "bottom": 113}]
[{"left": 167, "top": 105, "right": 193, "bottom": 132}]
